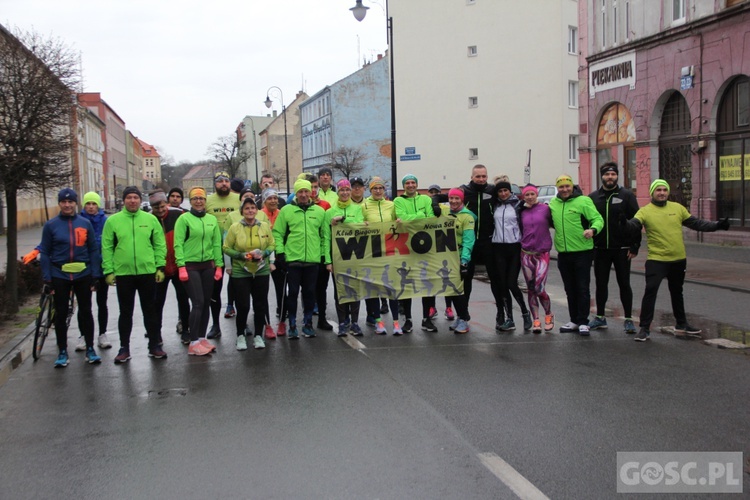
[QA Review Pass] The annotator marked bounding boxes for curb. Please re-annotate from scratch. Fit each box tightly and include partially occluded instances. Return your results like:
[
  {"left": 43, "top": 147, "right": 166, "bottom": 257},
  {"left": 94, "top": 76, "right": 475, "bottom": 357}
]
[{"left": 0, "top": 321, "right": 36, "bottom": 389}]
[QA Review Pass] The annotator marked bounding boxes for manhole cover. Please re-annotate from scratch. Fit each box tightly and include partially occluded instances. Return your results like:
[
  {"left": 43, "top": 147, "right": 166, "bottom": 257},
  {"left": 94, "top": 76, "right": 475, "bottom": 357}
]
[{"left": 147, "top": 388, "right": 188, "bottom": 399}]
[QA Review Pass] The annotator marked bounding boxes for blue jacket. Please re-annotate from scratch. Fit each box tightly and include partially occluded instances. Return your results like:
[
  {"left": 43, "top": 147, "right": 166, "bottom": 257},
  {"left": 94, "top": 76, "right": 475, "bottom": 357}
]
[
  {"left": 40, "top": 213, "right": 102, "bottom": 282},
  {"left": 79, "top": 209, "right": 107, "bottom": 246}
]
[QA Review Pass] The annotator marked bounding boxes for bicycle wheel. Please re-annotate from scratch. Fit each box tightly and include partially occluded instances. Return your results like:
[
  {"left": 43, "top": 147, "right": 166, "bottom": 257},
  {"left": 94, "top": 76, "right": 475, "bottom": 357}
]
[
  {"left": 33, "top": 294, "right": 54, "bottom": 361},
  {"left": 66, "top": 291, "right": 76, "bottom": 329}
]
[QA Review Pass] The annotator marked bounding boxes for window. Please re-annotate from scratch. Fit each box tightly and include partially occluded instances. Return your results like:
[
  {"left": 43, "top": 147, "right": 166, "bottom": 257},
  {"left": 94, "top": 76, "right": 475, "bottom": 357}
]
[
  {"left": 568, "top": 26, "right": 577, "bottom": 54},
  {"left": 625, "top": 1, "right": 631, "bottom": 39},
  {"left": 469, "top": 148, "right": 478, "bottom": 159},
  {"left": 468, "top": 96, "right": 478, "bottom": 108},
  {"left": 738, "top": 81, "right": 749, "bottom": 127},
  {"left": 468, "top": 45, "right": 477, "bottom": 57},
  {"left": 569, "top": 135, "right": 579, "bottom": 161},
  {"left": 568, "top": 81, "right": 579, "bottom": 108},
  {"left": 601, "top": 0, "right": 606, "bottom": 49},
  {"left": 613, "top": 1, "right": 618, "bottom": 42},
  {"left": 672, "top": 0, "right": 686, "bottom": 25}
]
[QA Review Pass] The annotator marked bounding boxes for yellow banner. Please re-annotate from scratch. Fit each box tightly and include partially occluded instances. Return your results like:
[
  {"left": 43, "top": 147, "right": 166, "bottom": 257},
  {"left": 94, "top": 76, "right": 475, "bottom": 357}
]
[
  {"left": 331, "top": 217, "right": 463, "bottom": 304},
  {"left": 718, "top": 155, "right": 750, "bottom": 182}
]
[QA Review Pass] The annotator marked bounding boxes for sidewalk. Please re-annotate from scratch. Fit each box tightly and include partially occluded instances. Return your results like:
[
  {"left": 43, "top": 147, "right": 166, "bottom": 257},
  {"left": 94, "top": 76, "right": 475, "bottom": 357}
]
[{"left": 0, "top": 224, "right": 43, "bottom": 271}]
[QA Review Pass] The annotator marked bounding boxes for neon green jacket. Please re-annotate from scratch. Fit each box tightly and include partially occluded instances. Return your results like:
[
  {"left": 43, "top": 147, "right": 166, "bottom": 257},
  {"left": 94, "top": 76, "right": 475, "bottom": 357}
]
[
  {"left": 272, "top": 201, "right": 328, "bottom": 264},
  {"left": 440, "top": 203, "right": 476, "bottom": 265},
  {"left": 362, "top": 196, "right": 396, "bottom": 222},
  {"left": 223, "top": 219, "right": 275, "bottom": 277},
  {"left": 101, "top": 208, "right": 166, "bottom": 276},
  {"left": 173, "top": 211, "right": 223, "bottom": 267},
  {"left": 324, "top": 198, "right": 364, "bottom": 263},
  {"left": 394, "top": 194, "right": 434, "bottom": 220},
  {"left": 549, "top": 190, "right": 604, "bottom": 253}
]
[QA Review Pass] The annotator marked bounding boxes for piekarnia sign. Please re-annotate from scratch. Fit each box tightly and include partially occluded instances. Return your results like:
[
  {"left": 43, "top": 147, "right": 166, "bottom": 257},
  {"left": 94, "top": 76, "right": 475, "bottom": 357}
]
[
  {"left": 331, "top": 218, "right": 463, "bottom": 304},
  {"left": 589, "top": 51, "right": 636, "bottom": 97}
]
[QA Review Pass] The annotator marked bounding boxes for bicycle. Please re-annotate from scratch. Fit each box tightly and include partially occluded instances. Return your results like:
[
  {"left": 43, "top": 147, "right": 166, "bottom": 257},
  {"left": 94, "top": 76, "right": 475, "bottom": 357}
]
[{"left": 32, "top": 287, "right": 76, "bottom": 361}]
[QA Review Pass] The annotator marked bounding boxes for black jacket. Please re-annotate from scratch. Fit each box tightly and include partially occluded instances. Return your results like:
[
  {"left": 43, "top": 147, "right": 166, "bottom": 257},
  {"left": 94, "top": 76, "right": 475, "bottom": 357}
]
[
  {"left": 588, "top": 185, "right": 641, "bottom": 253},
  {"left": 460, "top": 181, "right": 495, "bottom": 241}
]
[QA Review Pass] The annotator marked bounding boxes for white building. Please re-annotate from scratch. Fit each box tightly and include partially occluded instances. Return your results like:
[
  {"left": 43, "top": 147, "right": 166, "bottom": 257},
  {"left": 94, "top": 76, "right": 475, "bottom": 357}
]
[
  {"left": 389, "top": 0, "right": 580, "bottom": 187},
  {"left": 237, "top": 114, "right": 275, "bottom": 183},
  {"left": 76, "top": 106, "right": 105, "bottom": 199}
]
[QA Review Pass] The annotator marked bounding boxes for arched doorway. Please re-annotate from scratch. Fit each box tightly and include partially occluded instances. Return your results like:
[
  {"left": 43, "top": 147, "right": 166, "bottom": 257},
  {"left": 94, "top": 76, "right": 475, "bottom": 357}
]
[
  {"left": 716, "top": 75, "right": 750, "bottom": 228},
  {"left": 658, "top": 92, "right": 692, "bottom": 208},
  {"left": 596, "top": 103, "right": 637, "bottom": 192}
]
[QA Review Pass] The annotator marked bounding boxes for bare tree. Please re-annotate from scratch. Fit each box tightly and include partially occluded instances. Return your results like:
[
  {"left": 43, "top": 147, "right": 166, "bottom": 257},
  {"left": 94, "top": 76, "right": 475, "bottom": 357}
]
[
  {"left": 206, "top": 135, "right": 250, "bottom": 179},
  {"left": 262, "top": 163, "right": 289, "bottom": 194},
  {"left": 0, "top": 26, "right": 79, "bottom": 314},
  {"left": 330, "top": 146, "right": 368, "bottom": 180}
]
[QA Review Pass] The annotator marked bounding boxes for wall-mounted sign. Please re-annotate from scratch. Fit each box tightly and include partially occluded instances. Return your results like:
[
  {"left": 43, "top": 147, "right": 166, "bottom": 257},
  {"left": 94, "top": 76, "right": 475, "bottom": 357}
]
[
  {"left": 719, "top": 155, "right": 749, "bottom": 182},
  {"left": 400, "top": 154, "right": 421, "bottom": 161},
  {"left": 680, "top": 75, "right": 694, "bottom": 90},
  {"left": 405, "top": 147, "right": 416, "bottom": 155},
  {"left": 589, "top": 51, "right": 636, "bottom": 97}
]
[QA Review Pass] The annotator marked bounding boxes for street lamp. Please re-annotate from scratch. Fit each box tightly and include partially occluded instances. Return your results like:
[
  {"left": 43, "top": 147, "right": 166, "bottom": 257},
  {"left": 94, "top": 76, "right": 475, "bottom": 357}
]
[
  {"left": 246, "top": 117, "right": 260, "bottom": 187},
  {"left": 351, "top": 0, "right": 398, "bottom": 200},
  {"left": 264, "top": 87, "right": 290, "bottom": 195}
]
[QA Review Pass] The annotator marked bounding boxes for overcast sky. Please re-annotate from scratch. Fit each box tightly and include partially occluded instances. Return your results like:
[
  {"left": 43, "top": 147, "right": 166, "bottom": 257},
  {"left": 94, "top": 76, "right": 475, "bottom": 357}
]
[{"left": 3, "top": 0, "right": 387, "bottom": 164}]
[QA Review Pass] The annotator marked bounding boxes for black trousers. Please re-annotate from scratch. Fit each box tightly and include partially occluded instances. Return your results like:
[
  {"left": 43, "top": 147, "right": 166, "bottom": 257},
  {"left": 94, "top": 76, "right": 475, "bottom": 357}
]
[
  {"left": 271, "top": 267, "right": 287, "bottom": 320},
  {"left": 95, "top": 281, "right": 109, "bottom": 335},
  {"left": 315, "top": 263, "right": 330, "bottom": 319},
  {"left": 399, "top": 297, "right": 434, "bottom": 320},
  {"left": 593, "top": 248, "right": 633, "bottom": 318},
  {"left": 333, "top": 286, "right": 361, "bottom": 325},
  {"left": 210, "top": 271, "right": 224, "bottom": 327},
  {"left": 487, "top": 242, "right": 528, "bottom": 322},
  {"left": 52, "top": 276, "right": 94, "bottom": 350},
  {"left": 286, "top": 263, "right": 318, "bottom": 326},
  {"left": 233, "top": 275, "right": 270, "bottom": 337},
  {"left": 154, "top": 274, "right": 190, "bottom": 334},
  {"left": 464, "top": 239, "right": 500, "bottom": 305},
  {"left": 639, "top": 259, "right": 687, "bottom": 330},
  {"left": 557, "top": 250, "right": 593, "bottom": 326},
  {"left": 115, "top": 274, "right": 161, "bottom": 349}
]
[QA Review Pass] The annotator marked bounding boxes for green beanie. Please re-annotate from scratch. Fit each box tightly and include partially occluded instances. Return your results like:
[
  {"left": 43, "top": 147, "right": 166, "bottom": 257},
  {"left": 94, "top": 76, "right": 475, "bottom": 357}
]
[
  {"left": 294, "top": 179, "right": 312, "bottom": 194},
  {"left": 401, "top": 174, "right": 418, "bottom": 186},
  {"left": 82, "top": 191, "right": 101, "bottom": 207},
  {"left": 649, "top": 179, "right": 670, "bottom": 197}
]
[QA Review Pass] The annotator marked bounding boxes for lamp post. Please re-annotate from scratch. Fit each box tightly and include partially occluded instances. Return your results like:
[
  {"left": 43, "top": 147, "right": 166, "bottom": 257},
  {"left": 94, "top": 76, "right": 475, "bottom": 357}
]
[
  {"left": 247, "top": 117, "right": 260, "bottom": 187},
  {"left": 351, "top": 0, "right": 398, "bottom": 200},
  {"left": 264, "top": 87, "right": 290, "bottom": 195}
]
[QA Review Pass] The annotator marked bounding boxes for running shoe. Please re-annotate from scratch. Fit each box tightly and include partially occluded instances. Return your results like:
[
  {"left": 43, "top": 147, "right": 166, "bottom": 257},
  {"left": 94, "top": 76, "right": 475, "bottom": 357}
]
[
  {"left": 449, "top": 318, "right": 460, "bottom": 331},
  {"left": 544, "top": 314, "right": 555, "bottom": 332},
  {"left": 634, "top": 328, "right": 650, "bottom": 342},
  {"left": 402, "top": 319, "right": 413, "bottom": 333},
  {"left": 428, "top": 307, "right": 438, "bottom": 319},
  {"left": 559, "top": 322, "right": 578, "bottom": 333},
  {"left": 199, "top": 339, "right": 217, "bottom": 352},
  {"left": 393, "top": 321, "right": 403, "bottom": 336},
  {"left": 674, "top": 324, "right": 702, "bottom": 335},
  {"left": 54, "top": 349, "right": 69, "bottom": 368},
  {"left": 522, "top": 312, "right": 533, "bottom": 331},
  {"left": 148, "top": 346, "right": 168, "bottom": 359},
  {"left": 253, "top": 335, "right": 265, "bottom": 349},
  {"left": 75, "top": 336, "right": 86, "bottom": 352},
  {"left": 588, "top": 316, "right": 608, "bottom": 329},
  {"left": 454, "top": 319, "right": 469, "bottom": 334},
  {"left": 224, "top": 305, "right": 236, "bottom": 318},
  {"left": 288, "top": 326, "right": 299, "bottom": 339},
  {"left": 337, "top": 321, "right": 349, "bottom": 337},
  {"left": 366, "top": 315, "right": 377, "bottom": 327},
  {"left": 114, "top": 348, "right": 131, "bottom": 364},
  {"left": 98, "top": 333, "right": 112, "bottom": 349},
  {"left": 421, "top": 318, "right": 437, "bottom": 332},
  {"left": 277, "top": 323, "right": 287, "bottom": 337},
  {"left": 188, "top": 342, "right": 212, "bottom": 356},
  {"left": 623, "top": 319, "right": 636, "bottom": 334},
  {"left": 375, "top": 321, "right": 387, "bottom": 334},
  {"left": 578, "top": 324, "right": 591, "bottom": 336},
  {"left": 85, "top": 347, "right": 102, "bottom": 364},
  {"left": 302, "top": 324, "right": 316, "bottom": 338},
  {"left": 265, "top": 325, "right": 276, "bottom": 339},
  {"left": 499, "top": 319, "right": 516, "bottom": 331},
  {"left": 350, "top": 323, "right": 363, "bottom": 336},
  {"left": 532, "top": 320, "right": 542, "bottom": 334},
  {"left": 445, "top": 307, "right": 455, "bottom": 320},
  {"left": 236, "top": 335, "right": 247, "bottom": 351},
  {"left": 207, "top": 325, "right": 222, "bottom": 339}
]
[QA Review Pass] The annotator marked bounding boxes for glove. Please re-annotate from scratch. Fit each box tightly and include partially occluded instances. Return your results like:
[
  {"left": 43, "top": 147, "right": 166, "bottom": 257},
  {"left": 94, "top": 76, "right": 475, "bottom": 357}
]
[
  {"left": 432, "top": 203, "right": 442, "bottom": 217},
  {"left": 42, "top": 283, "right": 54, "bottom": 295},
  {"left": 460, "top": 264, "right": 469, "bottom": 281},
  {"left": 214, "top": 267, "right": 223, "bottom": 281},
  {"left": 104, "top": 274, "right": 116, "bottom": 286},
  {"left": 178, "top": 267, "right": 189, "bottom": 282},
  {"left": 717, "top": 217, "right": 730, "bottom": 231},
  {"left": 275, "top": 253, "right": 286, "bottom": 271},
  {"left": 155, "top": 268, "right": 165, "bottom": 283}
]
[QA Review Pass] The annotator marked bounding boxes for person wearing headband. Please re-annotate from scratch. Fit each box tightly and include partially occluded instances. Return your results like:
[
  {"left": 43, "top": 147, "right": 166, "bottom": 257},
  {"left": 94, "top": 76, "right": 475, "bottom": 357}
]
[
  {"left": 173, "top": 186, "right": 224, "bottom": 355},
  {"left": 548, "top": 174, "right": 604, "bottom": 336},
  {"left": 394, "top": 173, "right": 436, "bottom": 334},
  {"left": 101, "top": 186, "right": 168, "bottom": 362},
  {"left": 587, "top": 162, "right": 641, "bottom": 334},
  {"left": 623, "top": 179, "right": 729, "bottom": 342}
]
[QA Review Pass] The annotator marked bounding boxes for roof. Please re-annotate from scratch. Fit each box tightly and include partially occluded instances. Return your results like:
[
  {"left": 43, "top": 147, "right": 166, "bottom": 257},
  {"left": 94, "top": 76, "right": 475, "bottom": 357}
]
[
  {"left": 136, "top": 138, "right": 159, "bottom": 158},
  {"left": 183, "top": 164, "right": 216, "bottom": 180}
]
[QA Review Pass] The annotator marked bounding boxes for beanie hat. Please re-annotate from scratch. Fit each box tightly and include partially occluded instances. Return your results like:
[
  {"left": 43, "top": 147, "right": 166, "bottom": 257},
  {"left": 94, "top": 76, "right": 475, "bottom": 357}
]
[
  {"left": 148, "top": 190, "right": 167, "bottom": 205},
  {"left": 555, "top": 174, "right": 574, "bottom": 188},
  {"left": 241, "top": 196, "right": 257, "bottom": 209},
  {"left": 239, "top": 186, "right": 255, "bottom": 200},
  {"left": 448, "top": 188, "right": 464, "bottom": 202},
  {"left": 649, "top": 179, "right": 670, "bottom": 197},
  {"left": 318, "top": 166, "right": 333, "bottom": 177},
  {"left": 168, "top": 187, "right": 184, "bottom": 200},
  {"left": 297, "top": 172, "right": 312, "bottom": 181},
  {"left": 230, "top": 178, "right": 245, "bottom": 193},
  {"left": 337, "top": 178, "right": 351, "bottom": 189},
  {"left": 401, "top": 174, "right": 418, "bottom": 186},
  {"left": 369, "top": 176, "right": 385, "bottom": 190},
  {"left": 522, "top": 184, "right": 539, "bottom": 196},
  {"left": 262, "top": 188, "right": 278, "bottom": 203},
  {"left": 294, "top": 179, "right": 312, "bottom": 194},
  {"left": 122, "top": 186, "right": 142, "bottom": 200},
  {"left": 58, "top": 188, "right": 78, "bottom": 203},
  {"left": 496, "top": 181, "right": 512, "bottom": 191},
  {"left": 82, "top": 191, "right": 101, "bottom": 207},
  {"left": 600, "top": 163, "right": 618, "bottom": 176},
  {"left": 428, "top": 184, "right": 441, "bottom": 193},
  {"left": 189, "top": 187, "right": 207, "bottom": 199}
]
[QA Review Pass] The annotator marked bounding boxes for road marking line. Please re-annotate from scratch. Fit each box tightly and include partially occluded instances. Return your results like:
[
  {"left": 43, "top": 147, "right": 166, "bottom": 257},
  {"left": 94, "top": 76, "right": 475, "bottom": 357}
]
[
  {"left": 340, "top": 335, "right": 366, "bottom": 350},
  {"left": 478, "top": 452, "right": 549, "bottom": 500}
]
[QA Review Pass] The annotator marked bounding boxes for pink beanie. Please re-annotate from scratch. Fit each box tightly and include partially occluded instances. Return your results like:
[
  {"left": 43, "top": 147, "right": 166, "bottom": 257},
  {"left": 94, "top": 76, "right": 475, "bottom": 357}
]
[
  {"left": 337, "top": 178, "right": 351, "bottom": 189},
  {"left": 448, "top": 188, "right": 464, "bottom": 202},
  {"left": 522, "top": 184, "right": 539, "bottom": 196}
]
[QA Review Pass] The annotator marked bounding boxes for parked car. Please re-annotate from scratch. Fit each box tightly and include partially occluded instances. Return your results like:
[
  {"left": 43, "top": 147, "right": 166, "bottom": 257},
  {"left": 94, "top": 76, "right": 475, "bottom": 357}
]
[
  {"left": 537, "top": 185, "right": 558, "bottom": 204},
  {"left": 140, "top": 201, "right": 151, "bottom": 212}
]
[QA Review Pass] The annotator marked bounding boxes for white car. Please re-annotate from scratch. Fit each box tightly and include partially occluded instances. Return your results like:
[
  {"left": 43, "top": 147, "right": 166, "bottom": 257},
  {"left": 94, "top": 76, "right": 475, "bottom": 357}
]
[{"left": 537, "top": 185, "right": 558, "bottom": 204}]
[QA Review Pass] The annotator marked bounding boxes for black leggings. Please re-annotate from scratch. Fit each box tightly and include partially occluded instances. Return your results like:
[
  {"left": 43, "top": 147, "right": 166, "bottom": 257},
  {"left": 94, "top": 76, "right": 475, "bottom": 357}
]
[
  {"left": 52, "top": 277, "right": 94, "bottom": 350},
  {"left": 210, "top": 271, "right": 224, "bottom": 327},
  {"left": 271, "top": 267, "right": 287, "bottom": 320},
  {"left": 399, "top": 297, "right": 434, "bottom": 320},
  {"left": 184, "top": 267, "right": 215, "bottom": 341},
  {"left": 95, "top": 281, "right": 108, "bottom": 335},
  {"left": 487, "top": 242, "right": 528, "bottom": 322},
  {"left": 639, "top": 259, "right": 687, "bottom": 330},
  {"left": 232, "top": 275, "right": 270, "bottom": 337},
  {"left": 593, "top": 248, "right": 633, "bottom": 318}
]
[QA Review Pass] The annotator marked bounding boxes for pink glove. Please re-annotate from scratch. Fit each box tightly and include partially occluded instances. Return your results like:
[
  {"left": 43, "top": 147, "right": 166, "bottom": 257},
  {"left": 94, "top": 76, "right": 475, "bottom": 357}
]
[
  {"left": 178, "top": 267, "right": 188, "bottom": 282},
  {"left": 214, "top": 267, "right": 223, "bottom": 281}
]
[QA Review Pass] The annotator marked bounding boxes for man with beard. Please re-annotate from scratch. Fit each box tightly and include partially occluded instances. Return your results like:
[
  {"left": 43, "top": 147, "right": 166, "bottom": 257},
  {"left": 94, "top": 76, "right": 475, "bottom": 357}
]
[
  {"left": 205, "top": 171, "right": 240, "bottom": 338},
  {"left": 587, "top": 162, "right": 641, "bottom": 334}
]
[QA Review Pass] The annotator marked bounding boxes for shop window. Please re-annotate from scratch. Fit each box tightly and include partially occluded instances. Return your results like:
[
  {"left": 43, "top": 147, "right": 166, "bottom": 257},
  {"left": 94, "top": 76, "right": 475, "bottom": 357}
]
[
  {"left": 717, "top": 76, "right": 750, "bottom": 227},
  {"left": 597, "top": 103, "right": 636, "bottom": 145}
]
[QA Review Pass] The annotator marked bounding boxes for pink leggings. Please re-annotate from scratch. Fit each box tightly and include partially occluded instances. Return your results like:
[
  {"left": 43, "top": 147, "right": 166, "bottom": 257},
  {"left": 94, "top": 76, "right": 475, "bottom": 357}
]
[{"left": 521, "top": 251, "right": 551, "bottom": 320}]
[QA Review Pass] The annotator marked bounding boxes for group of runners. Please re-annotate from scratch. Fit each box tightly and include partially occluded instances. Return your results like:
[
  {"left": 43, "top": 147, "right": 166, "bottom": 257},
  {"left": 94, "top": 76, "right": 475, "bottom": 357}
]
[{"left": 36, "top": 161, "right": 730, "bottom": 367}]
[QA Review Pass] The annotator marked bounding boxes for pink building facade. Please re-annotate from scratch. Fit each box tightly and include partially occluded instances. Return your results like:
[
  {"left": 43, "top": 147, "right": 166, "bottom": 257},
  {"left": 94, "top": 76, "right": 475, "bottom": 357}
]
[{"left": 579, "top": 2, "right": 750, "bottom": 245}]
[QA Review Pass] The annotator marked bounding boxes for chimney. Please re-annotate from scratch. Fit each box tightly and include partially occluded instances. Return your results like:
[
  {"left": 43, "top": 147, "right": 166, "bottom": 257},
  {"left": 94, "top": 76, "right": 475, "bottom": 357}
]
[
  {"left": 377, "top": 53, "right": 383, "bottom": 60},
  {"left": 273, "top": 110, "right": 278, "bottom": 117}
]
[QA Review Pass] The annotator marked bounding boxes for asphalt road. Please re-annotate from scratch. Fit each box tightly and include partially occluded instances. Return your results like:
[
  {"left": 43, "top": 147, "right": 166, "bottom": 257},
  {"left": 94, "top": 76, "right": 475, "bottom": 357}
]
[{"left": 0, "top": 271, "right": 747, "bottom": 499}]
